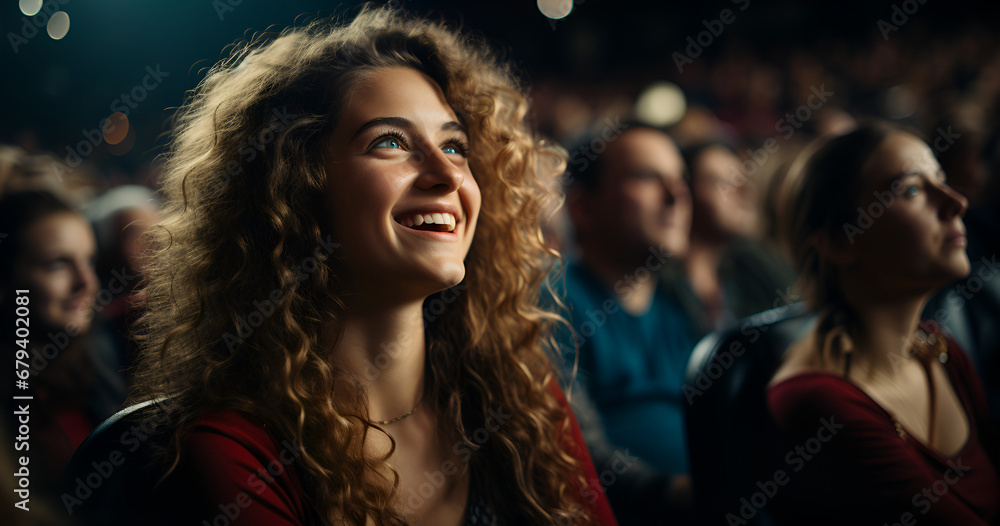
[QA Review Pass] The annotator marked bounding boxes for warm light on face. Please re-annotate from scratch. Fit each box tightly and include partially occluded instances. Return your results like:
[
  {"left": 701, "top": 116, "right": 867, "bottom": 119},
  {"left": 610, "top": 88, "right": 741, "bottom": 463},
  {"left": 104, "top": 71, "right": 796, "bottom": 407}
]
[
  {"left": 323, "top": 67, "right": 482, "bottom": 301},
  {"left": 847, "top": 132, "right": 970, "bottom": 290},
  {"left": 13, "top": 213, "right": 99, "bottom": 334}
]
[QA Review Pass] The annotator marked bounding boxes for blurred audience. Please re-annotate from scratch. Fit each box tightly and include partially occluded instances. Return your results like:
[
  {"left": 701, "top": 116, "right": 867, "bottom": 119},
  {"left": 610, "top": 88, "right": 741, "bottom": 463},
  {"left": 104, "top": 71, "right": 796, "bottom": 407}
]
[
  {"left": 666, "top": 142, "right": 796, "bottom": 340},
  {"left": 84, "top": 185, "right": 160, "bottom": 372},
  {"left": 0, "top": 190, "right": 127, "bottom": 514},
  {"left": 553, "top": 123, "right": 696, "bottom": 524}
]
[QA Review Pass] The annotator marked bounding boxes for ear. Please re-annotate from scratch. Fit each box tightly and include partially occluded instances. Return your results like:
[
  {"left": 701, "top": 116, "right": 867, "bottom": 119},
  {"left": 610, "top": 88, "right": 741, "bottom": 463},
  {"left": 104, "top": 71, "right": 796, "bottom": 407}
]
[{"left": 811, "top": 230, "right": 861, "bottom": 268}]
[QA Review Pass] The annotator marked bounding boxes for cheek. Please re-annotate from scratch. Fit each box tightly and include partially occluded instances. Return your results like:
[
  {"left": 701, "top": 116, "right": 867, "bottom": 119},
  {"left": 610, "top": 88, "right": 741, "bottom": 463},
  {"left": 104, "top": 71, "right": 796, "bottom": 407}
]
[
  {"left": 26, "top": 270, "right": 63, "bottom": 299},
  {"left": 21, "top": 271, "right": 68, "bottom": 323},
  {"left": 329, "top": 175, "right": 397, "bottom": 232},
  {"left": 859, "top": 209, "right": 931, "bottom": 263},
  {"left": 622, "top": 183, "right": 661, "bottom": 215},
  {"left": 464, "top": 178, "right": 482, "bottom": 220}
]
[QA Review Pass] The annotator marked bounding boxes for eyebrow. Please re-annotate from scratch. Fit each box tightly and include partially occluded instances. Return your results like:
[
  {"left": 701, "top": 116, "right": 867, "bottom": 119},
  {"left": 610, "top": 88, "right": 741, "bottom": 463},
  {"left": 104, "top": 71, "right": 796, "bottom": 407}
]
[
  {"left": 351, "top": 117, "right": 468, "bottom": 142},
  {"left": 892, "top": 169, "right": 946, "bottom": 181},
  {"left": 882, "top": 170, "right": 946, "bottom": 189}
]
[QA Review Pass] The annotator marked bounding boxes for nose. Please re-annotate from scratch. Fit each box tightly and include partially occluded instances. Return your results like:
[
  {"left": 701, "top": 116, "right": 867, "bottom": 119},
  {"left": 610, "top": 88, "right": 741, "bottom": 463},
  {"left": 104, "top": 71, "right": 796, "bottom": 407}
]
[
  {"left": 662, "top": 177, "right": 689, "bottom": 207},
  {"left": 413, "top": 145, "right": 465, "bottom": 193},
  {"left": 72, "top": 259, "right": 99, "bottom": 297},
  {"left": 936, "top": 182, "right": 968, "bottom": 220}
]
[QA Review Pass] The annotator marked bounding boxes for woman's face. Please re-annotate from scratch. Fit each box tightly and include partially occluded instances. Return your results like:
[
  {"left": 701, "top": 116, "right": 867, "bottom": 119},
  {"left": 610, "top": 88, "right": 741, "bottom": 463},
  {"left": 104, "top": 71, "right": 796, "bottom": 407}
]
[
  {"left": 848, "top": 132, "right": 969, "bottom": 292},
  {"left": 691, "top": 146, "right": 757, "bottom": 242},
  {"left": 11, "top": 212, "right": 99, "bottom": 334},
  {"left": 324, "top": 67, "right": 481, "bottom": 300}
]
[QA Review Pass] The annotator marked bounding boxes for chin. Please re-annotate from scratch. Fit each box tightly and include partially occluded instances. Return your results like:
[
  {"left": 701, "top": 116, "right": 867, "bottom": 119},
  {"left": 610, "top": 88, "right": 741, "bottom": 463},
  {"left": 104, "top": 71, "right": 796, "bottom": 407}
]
[
  {"left": 437, "top": 270, "right": 466, "bottom": 290},
  {"left": 659, "top": 236, "right": 688, "bottom": 259},
  {"left": 414, "top": 263, "right": 466, "bottom": 294},
  {"left": 949, "top": 261, "right": 972, "bottom": 280},
  {"left": 921, "top": 261, "right": 971, "bottom": 291}
]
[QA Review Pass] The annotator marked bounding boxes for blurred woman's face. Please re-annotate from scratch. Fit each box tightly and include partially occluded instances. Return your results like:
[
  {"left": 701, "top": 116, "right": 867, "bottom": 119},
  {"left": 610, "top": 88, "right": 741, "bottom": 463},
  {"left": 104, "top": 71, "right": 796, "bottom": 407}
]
[
  {"left": 323, "top": 67, "right": 481, "bottom": 300},
  {"left": 849, "top": 132, "right": 969, "bottom": 293},
  {"left": 691, "top": 146, "right": 757, "bottom": 241},
  {"left": 12, "top": 213, "right": 99, "bottom": 334}
]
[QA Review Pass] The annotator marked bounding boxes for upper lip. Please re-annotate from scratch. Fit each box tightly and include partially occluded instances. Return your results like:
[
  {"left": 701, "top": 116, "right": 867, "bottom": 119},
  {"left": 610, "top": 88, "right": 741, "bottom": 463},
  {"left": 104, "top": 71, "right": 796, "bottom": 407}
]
[
  {"left": 944, "top": 229, "right": 966, "bottom": 241},
  {"left": 64, "top": 296, "right": 93, "bottom": 309},
  {"left": 393, "top": 203, "right": 463, "bottom": 224}
]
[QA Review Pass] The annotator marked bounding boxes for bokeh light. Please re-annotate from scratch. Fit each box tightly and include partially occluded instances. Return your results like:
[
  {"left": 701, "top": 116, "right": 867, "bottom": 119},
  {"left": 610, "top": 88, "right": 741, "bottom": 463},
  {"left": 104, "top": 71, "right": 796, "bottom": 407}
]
[
  {"left": 537, "top": 0, "right": 573, "bottom": 20},
  {"left": 108, "top": 126, "right": 136, "bottom": 157},
  {"left": 47, "top": 11, "right": 70, "bottom": 40},
  {"left": 19, "top": 0, "right": 42, "bottom": 16},
  {"left": 634, "top": 82, "right": 687, "bottom": 127},
  {"left": 103, "top": 113, "right": 130, "bottom": 145},
  {"left": 883, "top": 85, "right": 918, "bottom": 120}
]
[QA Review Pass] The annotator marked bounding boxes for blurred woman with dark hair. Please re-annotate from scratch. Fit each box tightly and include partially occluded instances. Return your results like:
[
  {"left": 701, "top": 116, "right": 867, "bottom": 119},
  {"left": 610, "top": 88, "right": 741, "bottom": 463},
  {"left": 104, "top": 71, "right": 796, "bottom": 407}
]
[{"left": 768, "top": 123, "right": 1000, "bottom": 524}]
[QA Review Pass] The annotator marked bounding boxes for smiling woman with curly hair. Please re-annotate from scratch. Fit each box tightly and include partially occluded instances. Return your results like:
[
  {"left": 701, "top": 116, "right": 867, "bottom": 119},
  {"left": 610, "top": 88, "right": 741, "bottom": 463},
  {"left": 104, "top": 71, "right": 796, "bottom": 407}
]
[{"left": 125, "top": 4, "right": 616, "bottom": 526}]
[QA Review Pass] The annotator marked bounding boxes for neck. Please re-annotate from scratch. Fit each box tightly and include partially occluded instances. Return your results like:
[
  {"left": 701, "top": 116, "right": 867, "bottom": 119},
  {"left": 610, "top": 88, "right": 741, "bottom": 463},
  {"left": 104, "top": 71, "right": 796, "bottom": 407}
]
[
  {"left": 683, "top": 238, "right": 725, "bottom": 306},
  {"left": 841, "top": 279, "right": 929, "bottom": 375},
  {"left": 578, "top": 240, "right": 664, "bottom": 315},
  {"left": 326, "top": 293, "right": 426, "bottom": 422}
]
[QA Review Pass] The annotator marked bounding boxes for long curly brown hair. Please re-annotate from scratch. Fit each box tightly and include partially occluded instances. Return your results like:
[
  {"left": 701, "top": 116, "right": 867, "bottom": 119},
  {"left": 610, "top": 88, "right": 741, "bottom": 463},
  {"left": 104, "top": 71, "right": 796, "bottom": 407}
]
[{"left": 128, "top": 4, "right": 594, "bottom": 525}]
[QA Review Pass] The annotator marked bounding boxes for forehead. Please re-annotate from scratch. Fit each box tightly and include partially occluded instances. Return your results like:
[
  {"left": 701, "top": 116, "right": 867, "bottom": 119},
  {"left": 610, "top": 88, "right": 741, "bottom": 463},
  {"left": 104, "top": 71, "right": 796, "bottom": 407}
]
[
  {"left": 603, "top": 128, "right": 683, "bottom": 177},
  {"left": 338, "top": 67, "right": 457, "bottom": 128},
  {"left": 862, "top": 132, "right": 938, "bottom": 183},
  {"left": 693, "top": 146, "right": 739, "bottom": 176},
  {"left": 23, "top": 213, "right": 94, "bottom": 256}
]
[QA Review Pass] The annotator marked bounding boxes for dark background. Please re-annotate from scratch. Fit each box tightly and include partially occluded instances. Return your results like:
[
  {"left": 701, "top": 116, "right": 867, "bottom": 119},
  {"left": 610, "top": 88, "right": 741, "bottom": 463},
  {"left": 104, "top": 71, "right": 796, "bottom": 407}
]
[{"left": 2, "top": 0, "right": 998, "bottom": 184}]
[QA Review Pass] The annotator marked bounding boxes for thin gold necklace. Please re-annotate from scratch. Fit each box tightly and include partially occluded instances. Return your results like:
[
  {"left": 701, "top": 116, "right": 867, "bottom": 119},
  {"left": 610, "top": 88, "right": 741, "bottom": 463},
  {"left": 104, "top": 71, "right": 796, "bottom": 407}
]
[{"left": 371, "top": 395, "right": 424, "bottom": 426}]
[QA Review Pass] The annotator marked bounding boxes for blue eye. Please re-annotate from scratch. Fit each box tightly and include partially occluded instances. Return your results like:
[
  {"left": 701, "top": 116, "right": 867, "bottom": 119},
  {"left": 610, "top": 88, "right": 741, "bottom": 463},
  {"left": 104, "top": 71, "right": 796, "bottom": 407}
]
[
  {"left": 905, "top": 185, "right": 919, "bottom": 196},
  {"left": 442, "top": 140, "right": 469, "bottom": 156},
  {"left": 373, "top": 137, "right": 402, "bottom": 149}
]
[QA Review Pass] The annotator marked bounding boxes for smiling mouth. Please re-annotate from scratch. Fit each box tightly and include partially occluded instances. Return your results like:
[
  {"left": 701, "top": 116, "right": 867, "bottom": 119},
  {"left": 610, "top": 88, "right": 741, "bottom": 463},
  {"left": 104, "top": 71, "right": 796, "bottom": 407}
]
[
  {"left": 395, "top": 212, "right": 457, "bottom": 233},
  {"left": 65, "top": 297, "right": 94, "bottom": 310}
]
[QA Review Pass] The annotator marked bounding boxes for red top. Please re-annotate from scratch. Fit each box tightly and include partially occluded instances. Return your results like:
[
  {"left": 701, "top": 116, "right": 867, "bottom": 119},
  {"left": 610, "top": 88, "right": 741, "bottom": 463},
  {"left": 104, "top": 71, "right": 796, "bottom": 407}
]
[
  {"left": 768, "top": 333, "right": 1000, "bottom": 525},
  {"left": 174, "top": 381, "right": 618, "bottom": 525}
]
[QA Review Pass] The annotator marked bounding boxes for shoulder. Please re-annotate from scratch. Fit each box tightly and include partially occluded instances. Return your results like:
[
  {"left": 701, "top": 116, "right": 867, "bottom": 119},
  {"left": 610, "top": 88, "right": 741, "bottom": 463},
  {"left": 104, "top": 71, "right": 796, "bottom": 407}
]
[
  {"left": 768, "top": 372, "right": 887, "bottom": 434},
  {"left": 184, "top": 411, "right": 283, "bottom": 451},
  {"left": 180, "top": 410, "right": 304, "bottom": 481},
  {"left": 560, "top": 260, "right": 607, "bottom": 301},
  {"left": 174, "top": 411, "right": 310, "bottom": 525},
  {"left": 548, "top": 380, "right": 619, "bottom": 526}
]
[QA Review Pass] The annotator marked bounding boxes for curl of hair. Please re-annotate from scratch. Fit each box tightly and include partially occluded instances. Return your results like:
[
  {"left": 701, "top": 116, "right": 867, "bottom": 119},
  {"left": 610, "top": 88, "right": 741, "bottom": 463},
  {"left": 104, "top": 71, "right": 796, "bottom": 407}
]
[{"left": 129, "top": 5, "right": 591, "bottom": 525}]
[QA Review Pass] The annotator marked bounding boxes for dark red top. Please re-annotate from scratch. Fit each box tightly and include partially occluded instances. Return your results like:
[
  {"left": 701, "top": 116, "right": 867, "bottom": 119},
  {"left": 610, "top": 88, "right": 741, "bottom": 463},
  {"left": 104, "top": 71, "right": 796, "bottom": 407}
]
[
  {"left": 174, "top": 381, "right": 618, "bottom": 525},
  {"left": 768, "top": 334, "right": 1000, "bottom": 525}
]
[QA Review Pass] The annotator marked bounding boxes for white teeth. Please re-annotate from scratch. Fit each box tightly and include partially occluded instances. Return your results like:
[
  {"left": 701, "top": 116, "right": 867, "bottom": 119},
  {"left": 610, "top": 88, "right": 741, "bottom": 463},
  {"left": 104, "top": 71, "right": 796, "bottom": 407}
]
[{"left": 401, "top": 212, "right": 457, "bottom": 232}]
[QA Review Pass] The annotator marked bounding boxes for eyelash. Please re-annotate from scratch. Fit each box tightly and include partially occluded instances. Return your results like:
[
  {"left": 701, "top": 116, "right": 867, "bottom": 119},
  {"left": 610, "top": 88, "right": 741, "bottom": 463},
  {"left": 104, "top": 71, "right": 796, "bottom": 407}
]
[
  {"left": 369, "top": 131, "right": 409, "bottom": 152},
  {"left": 444, "top": 138, "right": 471, "bottom": 157},
  {"left": 368, "top": 131, "right": 470, "bottom": 157}
]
